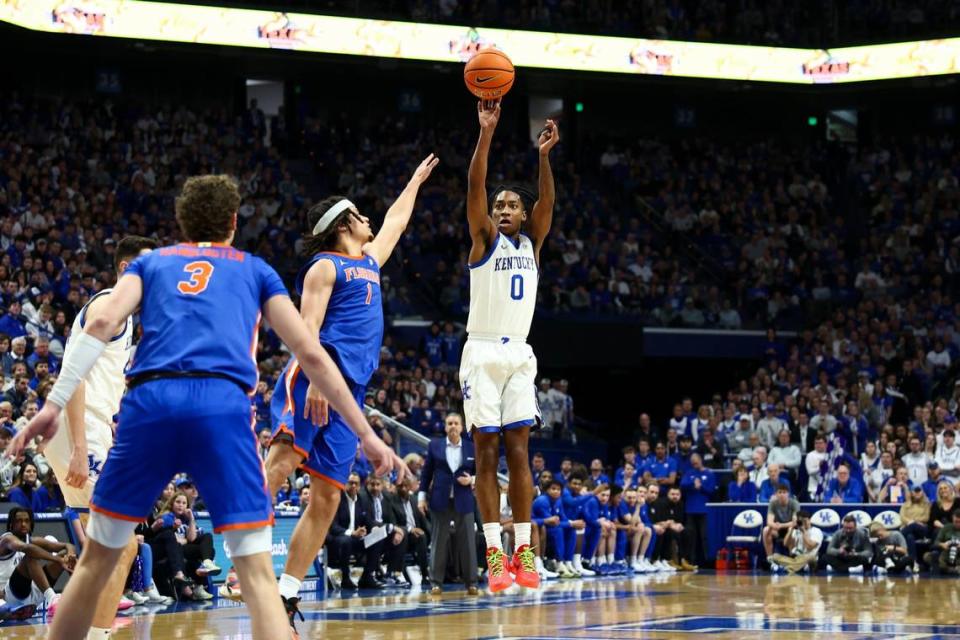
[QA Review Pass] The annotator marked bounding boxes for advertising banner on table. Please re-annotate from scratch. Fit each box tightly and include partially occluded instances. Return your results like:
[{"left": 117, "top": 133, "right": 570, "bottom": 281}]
[
  {"left": 1, "top": 0, "right": 958, "bottom": 84},
  {"left": 196, "top": 512, "right": 319, "bottom": 580}
]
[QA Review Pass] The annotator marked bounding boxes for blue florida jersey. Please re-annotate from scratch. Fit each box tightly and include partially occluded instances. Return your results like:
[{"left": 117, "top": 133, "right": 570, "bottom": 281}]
[
  {"left": 295, "top": 252, "right": 383, "bottom": 387},
  {"left": 125, "top": 243, "right": 287, "bottom": 392}
]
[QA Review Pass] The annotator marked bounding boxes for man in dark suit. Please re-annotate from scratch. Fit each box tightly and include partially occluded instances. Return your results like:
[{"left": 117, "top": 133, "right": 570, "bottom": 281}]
[
  {"left": 418, "top": 412, "right": 479, "bottom": 595},
  {"left": 362, "top": 474, "right": 405, "bottom": 585},
  {"left": 325, "top": 472, "right": 386, "bottom": 590},
  {"left": 795, "top": 412, "right": 819, "bottom": 453},
  {"left": 386, "top": 476, "right": 430, "bottom": 584}
]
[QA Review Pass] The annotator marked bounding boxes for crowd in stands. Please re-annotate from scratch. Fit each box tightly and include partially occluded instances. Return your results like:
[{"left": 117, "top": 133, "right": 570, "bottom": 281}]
[
  {"left": 1, "top": 79, "right": 959, "bottom": 593},
  {"left": 210, "top": 0, "right": 960, "bottom": 46}
]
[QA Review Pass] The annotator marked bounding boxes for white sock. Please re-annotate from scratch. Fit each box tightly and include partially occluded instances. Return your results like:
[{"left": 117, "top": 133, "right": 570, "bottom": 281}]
[
  {"left": 534, "top": 556, "right": 545, "bottom": 571},
  {"left": 605, "top": 554, "right": 613, "bottom": 564},
  {"left": 87, "top": 628, "right": 111, "bottom": 639},
  {"left": 514, "top": 522, "right": 531, "bottom": 549},
  {"left": 573, "top": 554, "right": 582, "bottom": 566},
  {"left": 278, "top": 573, "right": 302, "bottom": 600},
  {"left": 44, "top": 588, "right": 57, "bottom": 605},
  {"left": 483, "top": 523, "right": 503, "bottom": 551}
]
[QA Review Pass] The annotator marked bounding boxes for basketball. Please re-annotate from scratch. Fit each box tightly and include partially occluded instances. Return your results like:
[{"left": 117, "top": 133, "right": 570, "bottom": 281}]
[{"left": 464, "top": 48, "right": 515, "bottom": 99}]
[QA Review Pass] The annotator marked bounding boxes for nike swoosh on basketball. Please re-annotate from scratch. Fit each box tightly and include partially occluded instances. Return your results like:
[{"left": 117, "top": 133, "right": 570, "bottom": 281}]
[{"left": 477, "top": 75, "right": 496, "bottom": 83}]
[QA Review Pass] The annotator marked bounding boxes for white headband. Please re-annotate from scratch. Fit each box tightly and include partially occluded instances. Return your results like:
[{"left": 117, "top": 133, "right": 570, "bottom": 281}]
[{"left": 312, "top": 199, "right": 357, "bottom": 235}]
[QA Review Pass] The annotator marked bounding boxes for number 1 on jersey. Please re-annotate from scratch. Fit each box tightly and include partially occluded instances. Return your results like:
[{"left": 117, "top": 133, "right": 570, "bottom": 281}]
[
  {"left": 365, "top": 282, "right": 373, "bottom": 305},
  {"left": 510, "top": 274, "right": 524, "bottom": 300},
  {"left": 178, "top": 261, "right": 214, "bottom": 295}
]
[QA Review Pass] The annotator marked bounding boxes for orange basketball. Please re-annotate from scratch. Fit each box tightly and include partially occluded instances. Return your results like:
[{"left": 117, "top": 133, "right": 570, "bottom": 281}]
[{"left": 464, "top": 48, "right": 515, "bottom": 100}]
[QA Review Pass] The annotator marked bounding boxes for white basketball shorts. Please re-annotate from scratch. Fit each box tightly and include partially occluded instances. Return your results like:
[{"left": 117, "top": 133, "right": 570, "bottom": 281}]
[
  {"left": 45, "top": 412, "right": 113, "bottom": 510},
  {"left": 459, "top": 336, "right": 541, "bottom": 434}
]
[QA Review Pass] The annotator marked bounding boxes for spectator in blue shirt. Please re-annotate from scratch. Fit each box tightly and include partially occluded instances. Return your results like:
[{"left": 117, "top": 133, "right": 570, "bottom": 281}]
[
  {"left": 28, "top": 361, "right": 50, "bottom": 391},
  {"left": 275, "top": 477, "right": 299, "bottom": 507},
  {"left": 758, "top": 463, "right": 792, "bottom": 503},
  {"left": 34, "top": 471, "right": 64, "bottom": 513},
  {"left": 727, "top": 466, "right": 757, "bottom": 502},
  {"left": 0, "top": 301, "right": 27, "bottom": 339},
  {"left": 679, "top": 454, "right": 716, "bottom": 565},
  {"left": 440, "top": 322, "right": 460, "bottom": 368},
  {"left": 921, "top": 462, "right": 948, "bottom": 503},
  {"left": 25, "top": 336, "right": 58, "bottom": 374},
  {"left": 0, "top": 334, "right": 14, "bottom": 375},
  {"left": 421, "top": 323, "right": 444, "bottom": 368},
  {"left": 616, "top": 461, "right": 639, "bottom": 490},
  {"left": 824, "top": 464, "right": 864, "bottom": 504},
  {"left": 676, "top": 435, "right": 695, "bottom": 478},
  {"left": 6, "top": 461, "right": 42, "bottom": 510},
  {"left": 531, "top": 452, "right": 548, "bottom": 487},
  {"left": 635, "top": 440, "right": 654, "bottom": 469},
  {"left": 410, "top": 398, "right": 443, "bottom": 437},
  {"left": 614, "top": 445, "right": 638, "bottom": 486},
  {"left": 588, "top": 459, "right": 610, "bottom": 487},
  {"left": 352, "top": 449, "right": 373, "bottom": 482},
  {"left": 553, "top": 458, "right": 572, "bottom": 488},
  {"left": 842, "top": 401, "right": 870, "bottom": 458},
  {"left": 6, "top": 337, "right": 28, "bottom": 378},
  {"left": 643, "top": 442, "right": 678, "bottom": 487}
]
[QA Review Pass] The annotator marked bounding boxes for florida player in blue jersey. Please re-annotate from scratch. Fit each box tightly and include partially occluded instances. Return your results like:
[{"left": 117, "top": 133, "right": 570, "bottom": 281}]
[
  {"left": 264, "top": 154, "right": 437, "bottom": 628},
  {"left": 9, "top": 175, "right": 403, "bottom": 640}
]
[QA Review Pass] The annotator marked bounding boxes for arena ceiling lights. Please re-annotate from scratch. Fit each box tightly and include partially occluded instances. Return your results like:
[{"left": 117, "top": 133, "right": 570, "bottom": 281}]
[{"left": 2, "top": 1, "right": 958, "bottom": 84}]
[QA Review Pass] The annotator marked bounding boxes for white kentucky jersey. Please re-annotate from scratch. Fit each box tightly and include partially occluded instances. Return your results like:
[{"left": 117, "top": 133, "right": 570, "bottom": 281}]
[
  {"left": 69, "top": 289, "right": 134, "bottom": 425},
  {"left": 0, "top": 531, "right": 26, "bottom": 586},
  {"left": 467, "top": 232, "right": 539, "bottom": 340}
]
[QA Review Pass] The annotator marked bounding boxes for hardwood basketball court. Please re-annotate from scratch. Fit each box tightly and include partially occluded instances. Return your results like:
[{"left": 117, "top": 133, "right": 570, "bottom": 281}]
[{"left": 3, "top": 572, "right": 960, "bottom": 639}]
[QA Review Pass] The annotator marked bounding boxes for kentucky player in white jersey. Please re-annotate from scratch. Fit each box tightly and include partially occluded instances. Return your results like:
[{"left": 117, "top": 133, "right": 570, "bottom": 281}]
[
  {"left": 43, "top": 235, "right": 157, "bottom": 638},
  {"left": 462, "top": 99, "right": 558, "bottom": 592}
]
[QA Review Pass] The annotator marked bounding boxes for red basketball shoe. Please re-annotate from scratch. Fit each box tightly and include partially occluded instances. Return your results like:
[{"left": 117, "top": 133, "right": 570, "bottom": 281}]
[
  {"left": 511, "top": 545, "right": 541, "bottom": 589},
  {"left": 485, "top": 547, "right": 514, "bottom": 593}
]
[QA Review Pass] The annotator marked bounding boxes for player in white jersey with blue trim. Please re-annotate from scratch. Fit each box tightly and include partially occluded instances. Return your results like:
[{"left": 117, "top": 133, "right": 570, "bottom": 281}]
[
  {"left": 461, "top": 99, "right": 559, "bottom": 592},
  {"left": 42, "top": 236, "right": 158, "bottom": 638}
]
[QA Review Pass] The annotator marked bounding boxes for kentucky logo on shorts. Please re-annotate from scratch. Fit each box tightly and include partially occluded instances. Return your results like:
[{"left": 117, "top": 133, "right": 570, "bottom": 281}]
[{"left": 88, "top": 455, "right": 104, "bottom": 478}]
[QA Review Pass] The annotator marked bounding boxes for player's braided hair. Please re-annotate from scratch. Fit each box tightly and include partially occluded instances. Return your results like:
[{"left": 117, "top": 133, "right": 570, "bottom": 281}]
[
  {"left": 5, "top": 506, "right": 33, "bottom": 534},
  {"left": 301, "top": 195, "right": 354, "bottom": 257},
  {"left": 489, "top": 184, "right": 537, "bottom": 214}
]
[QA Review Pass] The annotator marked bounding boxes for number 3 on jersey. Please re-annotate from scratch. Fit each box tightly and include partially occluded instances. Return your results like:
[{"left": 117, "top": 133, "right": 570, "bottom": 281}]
[{"left": 178, "top": 261, "right": 214, "bottom": 295}]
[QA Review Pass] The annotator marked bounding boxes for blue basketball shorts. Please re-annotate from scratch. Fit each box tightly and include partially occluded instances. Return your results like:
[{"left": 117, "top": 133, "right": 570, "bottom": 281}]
[
  {"left": 269, "top": 358, "right": 362, "bottom": 489},
  {"left": 91, "top": 377, "right": 273, "bottom": 533}
]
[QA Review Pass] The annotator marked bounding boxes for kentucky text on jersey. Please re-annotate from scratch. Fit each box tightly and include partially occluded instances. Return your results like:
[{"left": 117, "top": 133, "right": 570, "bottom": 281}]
[
  {"left": 493, "top": 256, "right": 537, "bottom": 272},
  {"left": 467, "top": 233, "right": 538, "bottom": 339}
]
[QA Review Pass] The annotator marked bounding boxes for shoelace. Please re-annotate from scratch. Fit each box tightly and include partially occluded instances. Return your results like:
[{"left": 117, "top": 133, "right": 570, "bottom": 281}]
[
  {"left": 487, "top": 548, "right": 507, "bottom": 577},
  {"left": 517, "top": 546, "right": 537, "bottom": 573},
  {"left": 285, "top": 598, "right": 305, "bottom": 623}
]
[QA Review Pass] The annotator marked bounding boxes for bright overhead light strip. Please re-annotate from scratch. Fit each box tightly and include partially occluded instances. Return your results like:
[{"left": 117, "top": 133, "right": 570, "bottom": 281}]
[{"left": 1, "top": 1, "right": 958, "bottom": 84}]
